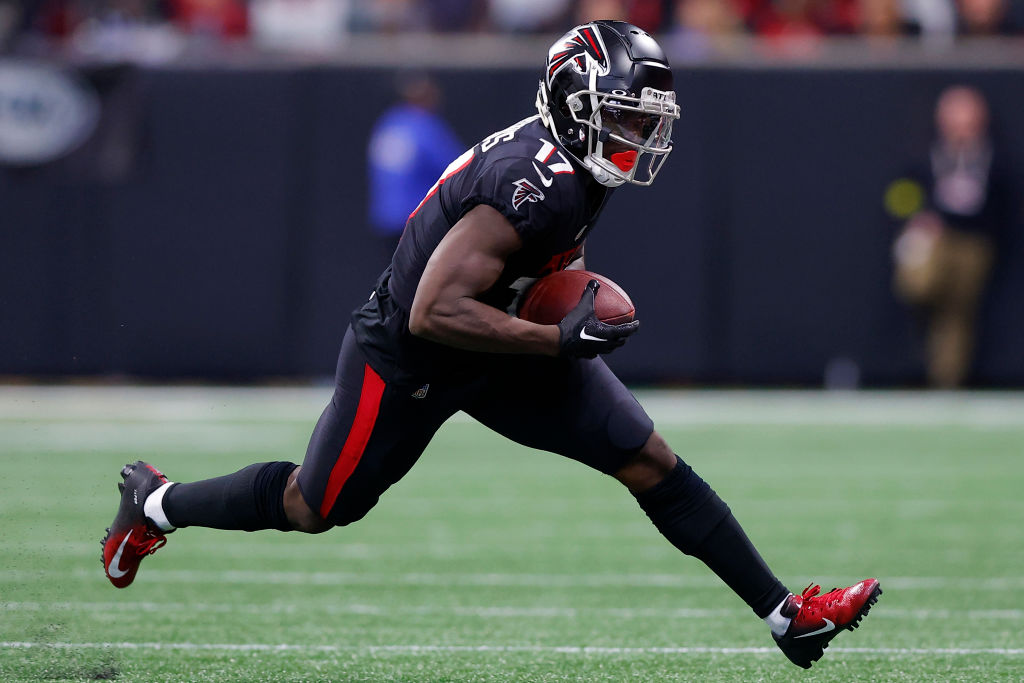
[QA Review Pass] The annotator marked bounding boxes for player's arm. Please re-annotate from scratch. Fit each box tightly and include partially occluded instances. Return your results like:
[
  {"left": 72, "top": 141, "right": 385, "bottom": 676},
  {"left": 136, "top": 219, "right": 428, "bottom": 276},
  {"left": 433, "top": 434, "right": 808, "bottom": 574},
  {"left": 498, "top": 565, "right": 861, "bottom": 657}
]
[
  {"left": 409, "top": 204, "right": 562, "bottom": 356},
  {"left": 410, "top": 207, "right": 634, "bottom": 357}
]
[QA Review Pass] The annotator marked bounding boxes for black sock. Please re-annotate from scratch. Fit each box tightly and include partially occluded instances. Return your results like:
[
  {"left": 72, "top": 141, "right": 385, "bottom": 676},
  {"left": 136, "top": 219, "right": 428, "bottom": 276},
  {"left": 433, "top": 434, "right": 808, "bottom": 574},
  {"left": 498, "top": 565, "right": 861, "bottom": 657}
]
[
  {"left": 163, "top": 462, "right": 297, "bottom": 532},
  {"left": 690, "top": 512, "right": 792, "bottom": 618},
  {"left": 634, "top": 457, "right": 790, "bottom": 618}
]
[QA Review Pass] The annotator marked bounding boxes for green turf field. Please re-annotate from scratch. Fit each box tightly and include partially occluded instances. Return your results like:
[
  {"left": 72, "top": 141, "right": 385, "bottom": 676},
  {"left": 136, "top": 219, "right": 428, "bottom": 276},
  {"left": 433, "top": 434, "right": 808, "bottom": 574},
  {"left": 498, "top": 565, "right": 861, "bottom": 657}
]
[{"left": 2, "top": 387, "right": 1022, "bottom": 681}]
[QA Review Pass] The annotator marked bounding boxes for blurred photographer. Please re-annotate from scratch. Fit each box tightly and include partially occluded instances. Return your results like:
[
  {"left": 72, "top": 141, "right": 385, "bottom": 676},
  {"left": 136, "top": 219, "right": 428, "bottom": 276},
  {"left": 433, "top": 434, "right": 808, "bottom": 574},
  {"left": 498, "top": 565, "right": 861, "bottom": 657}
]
[
  {"left": 889, "top": 86, "right": 1009, "bottom": 388},
  {"left": 366, "top": 72, "right": 462, "bottom": 261}
]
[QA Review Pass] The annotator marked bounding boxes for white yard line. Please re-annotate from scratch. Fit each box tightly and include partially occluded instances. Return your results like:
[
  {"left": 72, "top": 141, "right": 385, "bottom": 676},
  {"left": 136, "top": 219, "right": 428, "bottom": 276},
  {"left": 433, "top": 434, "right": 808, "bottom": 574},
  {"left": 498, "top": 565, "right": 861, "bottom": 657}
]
[
  {"left": 0, "top": 386, "right": 328, "bottom": 423},
  {"left": 2, "top": 387, "right": 1022, "bottom": 454},
  {"left": 4, "top": 569, "right": 1024, "bottom": 591},
  {"left": 2, "top": 601, "right": 1022, "bottom": 621},
  {"left": 0, "top": 422, "right": 305, "bottom": 453},
  {"left": 2, "top": 386, "right": 1024, "bottom": 427},
  {"left": 1, "top": 641, "right": 1023, "bottom": 657}
]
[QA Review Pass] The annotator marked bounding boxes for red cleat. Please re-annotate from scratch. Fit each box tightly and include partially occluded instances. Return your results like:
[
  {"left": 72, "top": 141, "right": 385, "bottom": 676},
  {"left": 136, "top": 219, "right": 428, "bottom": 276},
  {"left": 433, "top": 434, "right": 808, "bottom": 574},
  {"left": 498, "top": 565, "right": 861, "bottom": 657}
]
[
  {"left": 100, "top": 461, "right": 171, "bottom": 588},
  {"left": 773, "top": 578, "right": 882, "bottom": 669}
]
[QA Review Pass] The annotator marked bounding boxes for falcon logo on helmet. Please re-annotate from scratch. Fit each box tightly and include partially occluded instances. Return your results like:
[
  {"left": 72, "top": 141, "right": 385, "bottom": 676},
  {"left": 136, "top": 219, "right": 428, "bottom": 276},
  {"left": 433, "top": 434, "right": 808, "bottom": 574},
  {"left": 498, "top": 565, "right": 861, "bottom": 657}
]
[
  {"left": 546, "top": 24, "right": 609, "bottom": 85},
  {"left": 511, "top": 177, "right": 545, "bottom": 210}
]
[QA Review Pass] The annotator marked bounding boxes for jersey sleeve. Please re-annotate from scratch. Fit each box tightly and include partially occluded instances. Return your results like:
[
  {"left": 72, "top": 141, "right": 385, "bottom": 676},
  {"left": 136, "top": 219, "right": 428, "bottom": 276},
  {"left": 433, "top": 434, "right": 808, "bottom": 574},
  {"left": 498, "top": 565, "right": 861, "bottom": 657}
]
[{"left": 458, "top": 156, "right": 580, "bottom": 245}]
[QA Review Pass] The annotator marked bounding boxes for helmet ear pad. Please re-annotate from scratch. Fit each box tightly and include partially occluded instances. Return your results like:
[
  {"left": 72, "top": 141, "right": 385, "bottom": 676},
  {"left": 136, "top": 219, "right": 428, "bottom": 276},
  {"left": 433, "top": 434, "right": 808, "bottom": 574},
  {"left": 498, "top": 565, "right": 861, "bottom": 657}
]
[{"left": 543, "top": 78, "right": 591, "bottom": 160}]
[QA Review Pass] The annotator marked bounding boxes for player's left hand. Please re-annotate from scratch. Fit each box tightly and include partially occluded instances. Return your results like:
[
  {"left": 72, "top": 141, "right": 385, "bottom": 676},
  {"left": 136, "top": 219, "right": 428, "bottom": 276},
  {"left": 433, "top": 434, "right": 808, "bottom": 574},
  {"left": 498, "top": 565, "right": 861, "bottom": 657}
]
[{"left": 557, "top": 280, "right": 640, "bottom": 358}]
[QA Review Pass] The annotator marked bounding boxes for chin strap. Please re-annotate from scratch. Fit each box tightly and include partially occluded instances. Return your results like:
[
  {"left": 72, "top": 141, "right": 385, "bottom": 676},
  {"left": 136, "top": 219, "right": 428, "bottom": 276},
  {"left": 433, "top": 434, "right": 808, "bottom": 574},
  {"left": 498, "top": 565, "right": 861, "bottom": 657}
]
[
  {"left": 538, "top": 80, "right": 627, "bottom": 188},
  {"left": 536, "top": 81, "right": 554, "bottom": 130},
  {"left": 584, "top": 155, "right": 626, "bottom": 187}
]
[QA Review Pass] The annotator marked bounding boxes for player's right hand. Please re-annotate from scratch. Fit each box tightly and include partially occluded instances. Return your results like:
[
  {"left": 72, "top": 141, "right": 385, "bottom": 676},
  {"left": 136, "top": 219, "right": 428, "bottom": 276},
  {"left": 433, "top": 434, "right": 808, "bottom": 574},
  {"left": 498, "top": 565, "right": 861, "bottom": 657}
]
[{"left": 557, "top": 280, "right": 640, "bottom": 358}]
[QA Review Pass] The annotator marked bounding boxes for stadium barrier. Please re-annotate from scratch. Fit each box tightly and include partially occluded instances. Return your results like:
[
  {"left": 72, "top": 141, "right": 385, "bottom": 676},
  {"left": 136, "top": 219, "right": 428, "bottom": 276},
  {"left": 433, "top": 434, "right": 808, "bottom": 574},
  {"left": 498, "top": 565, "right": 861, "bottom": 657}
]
[{"left": 2, "top": 60, "right": 1022, "bottom": 385}]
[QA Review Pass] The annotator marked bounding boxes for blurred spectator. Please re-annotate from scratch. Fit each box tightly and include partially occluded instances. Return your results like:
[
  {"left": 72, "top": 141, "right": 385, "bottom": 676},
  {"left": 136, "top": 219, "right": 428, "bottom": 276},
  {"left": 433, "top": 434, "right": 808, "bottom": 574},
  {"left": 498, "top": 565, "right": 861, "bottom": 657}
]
[
  {"left": 29, "top": 0, "right": 84, "bottom": 39},
  {"left": 857, "top": 0, "right": 910, "bottom": 36},
  {"left": 960, "top": 0, "right": 1024, "bottom": 35},
  {"left": 744, "top": 0, "right": 822, "bottom": 37},
  {"left": 10, "top": 0, "right": 1024, "bottom": 55},
  {"left": 423, "top": 0, "right": 488, "bottom": 32},
  {"left": 574, "top": 0, "right": 675, "bottom": 33},
  {"left": 75, "top": 2, "right": 170, "bottom": 59},
  {"left": 487, "top": 0, "right": 573, "bottom": 33},
  {"left": 670, "top": 0, "right": 743, "bottom": 58},
  {"left": 627, "top": 0, "right": 671, "bottom": 32},
  {"left": 367, "top": 73, "right": 463, "bottom": 259},
  {"left": 249, "top": 0, "right": 350, "bottom": 51},
  {"left": 349, "top": 0, "right": 426, "bottom": 33},
  {"left": 956, "top": 0, "right": 1014, "bottom": 34},
  {"left": 576, "top": 0, "right": 629, "bottom": 24},
  {"left": 889, "top": 86, "right": 1009, "bottom": 388},
  {"left": 0, "top": 0, "right": 23, "bottom": 49},
  {"left": 808, "top": 0, "right": 858, "bottom": 33},
  {"left": 901, "top": 0, "right": 957, "bottom": 43},
  {"left": 166, "top": 0, "right": 247, "bottom": 38},
  {"left": 736, "top": 0, "right": 857, "bottom": 37}
]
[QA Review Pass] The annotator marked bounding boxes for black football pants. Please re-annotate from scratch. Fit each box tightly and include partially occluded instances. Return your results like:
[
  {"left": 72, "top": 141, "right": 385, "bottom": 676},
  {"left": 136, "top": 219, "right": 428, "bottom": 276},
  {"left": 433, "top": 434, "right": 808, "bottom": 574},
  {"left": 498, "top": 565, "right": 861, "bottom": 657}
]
[{"left": 296, "top": 327, "right": 654, "bottom": 526}]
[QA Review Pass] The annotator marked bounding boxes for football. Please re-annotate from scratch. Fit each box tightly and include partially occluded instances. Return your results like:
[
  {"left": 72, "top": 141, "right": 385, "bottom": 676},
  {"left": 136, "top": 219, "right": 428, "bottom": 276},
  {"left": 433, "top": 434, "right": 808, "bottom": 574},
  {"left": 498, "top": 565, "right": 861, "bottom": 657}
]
[{"left": 518, "top": 270, "right": 635, "bottom": 326}]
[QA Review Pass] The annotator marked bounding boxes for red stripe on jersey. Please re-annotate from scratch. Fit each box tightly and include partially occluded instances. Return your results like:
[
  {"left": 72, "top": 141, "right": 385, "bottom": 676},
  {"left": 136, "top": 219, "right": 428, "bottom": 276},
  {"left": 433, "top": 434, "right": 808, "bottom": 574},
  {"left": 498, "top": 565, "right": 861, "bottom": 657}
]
[
  {"left": 407, "top": 152, "right": 475, "bottom": 221},
  {"left": 319, "top": 364, "right": 386, "bottom": 518}
]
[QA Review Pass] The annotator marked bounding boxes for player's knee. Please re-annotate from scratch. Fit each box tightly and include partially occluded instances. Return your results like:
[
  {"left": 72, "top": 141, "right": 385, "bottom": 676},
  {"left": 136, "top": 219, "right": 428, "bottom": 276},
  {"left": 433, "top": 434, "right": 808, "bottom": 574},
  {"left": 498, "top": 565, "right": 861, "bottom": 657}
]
[
  {"left": 283, "top": 469, "right": 334, "bottom": 534},
  {"left": 613, "top": 431, "right": 677, "bottom": 494}
]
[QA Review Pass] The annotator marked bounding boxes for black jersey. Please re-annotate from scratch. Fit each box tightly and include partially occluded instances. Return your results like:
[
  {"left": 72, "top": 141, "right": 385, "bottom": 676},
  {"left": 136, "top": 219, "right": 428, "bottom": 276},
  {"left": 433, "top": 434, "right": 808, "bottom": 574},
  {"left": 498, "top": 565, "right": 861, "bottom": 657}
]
[{"left": 352, "top": 115, "right": 611, "bottom": 384}]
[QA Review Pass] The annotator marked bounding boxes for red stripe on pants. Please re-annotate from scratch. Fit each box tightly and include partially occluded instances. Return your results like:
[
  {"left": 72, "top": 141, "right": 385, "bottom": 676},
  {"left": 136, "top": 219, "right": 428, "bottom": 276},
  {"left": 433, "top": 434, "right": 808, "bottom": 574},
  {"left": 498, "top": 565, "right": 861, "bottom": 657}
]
[{"left": 319, "top": 363, "right": 386, "bottom": 518}]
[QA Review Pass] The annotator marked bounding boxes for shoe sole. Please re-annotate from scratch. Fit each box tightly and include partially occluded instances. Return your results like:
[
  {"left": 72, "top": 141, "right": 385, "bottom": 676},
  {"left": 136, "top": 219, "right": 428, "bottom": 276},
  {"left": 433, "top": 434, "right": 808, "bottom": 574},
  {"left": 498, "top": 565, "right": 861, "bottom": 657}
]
[
  {"left": 845, "top": 584, "right": 883, "bottom": 633},
  {"left": 100, "top": 464, "right": 137, "bottom": 565},
  {"left": 100, "top": 462, "right": 162, "bottom": 583},
  {"left": 781, "top": 583, "right": 883, "bottom": 669},
  {"left": 116, "top": 463, "right": 132, "bottom": 494}
]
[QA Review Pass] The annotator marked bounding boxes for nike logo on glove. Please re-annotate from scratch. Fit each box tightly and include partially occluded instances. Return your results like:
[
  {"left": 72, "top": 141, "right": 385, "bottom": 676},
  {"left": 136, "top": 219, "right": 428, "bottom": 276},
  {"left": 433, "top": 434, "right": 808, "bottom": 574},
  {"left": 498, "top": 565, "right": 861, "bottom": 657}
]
[
  {"left": 579, "top": 328, "right": 605, "bottom": 342},
  {"left": 107, "top": 531, "right": 132, "bottom": 578},
  {"left": 794, "top": 618, "right": 835, "bottom": 639}
]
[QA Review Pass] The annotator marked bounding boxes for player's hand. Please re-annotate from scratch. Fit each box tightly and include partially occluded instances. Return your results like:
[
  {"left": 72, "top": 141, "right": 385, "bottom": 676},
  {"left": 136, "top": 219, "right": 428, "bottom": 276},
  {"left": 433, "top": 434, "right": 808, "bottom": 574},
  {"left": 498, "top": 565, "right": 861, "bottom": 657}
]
[{"left": 556, "top": 280, "right": 639, "bottom": 358}]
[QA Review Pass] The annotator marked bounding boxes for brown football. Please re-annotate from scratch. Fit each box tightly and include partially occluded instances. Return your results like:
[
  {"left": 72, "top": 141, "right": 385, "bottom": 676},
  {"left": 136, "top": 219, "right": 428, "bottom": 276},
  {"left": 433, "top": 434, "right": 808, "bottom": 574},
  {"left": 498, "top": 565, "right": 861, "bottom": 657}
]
[{"left": 518, "top": 270, "right": 635, "bottom": 326}]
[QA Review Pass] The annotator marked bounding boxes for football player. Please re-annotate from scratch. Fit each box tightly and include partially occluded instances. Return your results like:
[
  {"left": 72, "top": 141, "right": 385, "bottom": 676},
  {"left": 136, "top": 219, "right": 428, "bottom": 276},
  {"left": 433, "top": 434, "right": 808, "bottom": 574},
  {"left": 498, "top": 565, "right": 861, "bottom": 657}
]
[{"left": 102, "top": 21, "right": 880, "bottom": 669}]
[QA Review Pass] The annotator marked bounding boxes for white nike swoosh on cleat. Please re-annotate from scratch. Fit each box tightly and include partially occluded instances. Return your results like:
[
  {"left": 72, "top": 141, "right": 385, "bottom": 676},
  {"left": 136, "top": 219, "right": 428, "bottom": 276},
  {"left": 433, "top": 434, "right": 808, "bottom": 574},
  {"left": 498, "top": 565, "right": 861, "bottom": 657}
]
[
  {"left": 579, "top": 329, "right": 605, "bottom": 342},
  {"left": 107, "top": 531, "right": 132, "bottom": 579},
  {"left": 794, "top": 618, "right": 835, "bottom": 639}
]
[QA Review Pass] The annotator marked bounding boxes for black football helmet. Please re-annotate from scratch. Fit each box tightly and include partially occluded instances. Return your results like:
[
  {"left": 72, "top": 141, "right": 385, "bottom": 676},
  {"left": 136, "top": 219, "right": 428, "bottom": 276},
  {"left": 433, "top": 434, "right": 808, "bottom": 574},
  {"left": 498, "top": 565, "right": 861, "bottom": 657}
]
[{"left": 536, "top": 20, "right": 680, "bottom": 187}]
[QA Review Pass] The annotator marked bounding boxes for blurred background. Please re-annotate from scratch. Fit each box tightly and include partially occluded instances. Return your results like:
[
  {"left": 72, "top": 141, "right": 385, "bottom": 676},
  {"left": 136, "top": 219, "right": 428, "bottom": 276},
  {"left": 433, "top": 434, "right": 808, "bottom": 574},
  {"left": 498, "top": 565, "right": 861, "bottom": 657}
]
[{"left": 2, "top": 0, "right": 1024, "bottom": 388}]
